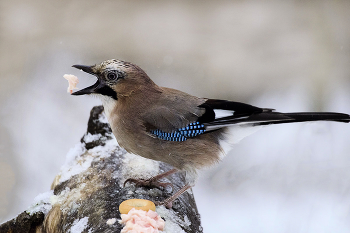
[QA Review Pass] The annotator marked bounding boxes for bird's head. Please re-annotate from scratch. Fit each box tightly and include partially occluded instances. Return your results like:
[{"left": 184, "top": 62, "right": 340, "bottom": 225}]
[{"left": 72, "top": 59, "right": 155, "bottom": 100}]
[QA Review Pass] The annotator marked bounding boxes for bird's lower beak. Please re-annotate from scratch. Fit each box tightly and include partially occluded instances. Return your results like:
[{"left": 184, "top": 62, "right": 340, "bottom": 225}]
[
  {"left": 71, "top": 64, "right": 102, "bottom": 96},
  {"left": 71, "top": 79, "right": 104, "bottom": 96}
]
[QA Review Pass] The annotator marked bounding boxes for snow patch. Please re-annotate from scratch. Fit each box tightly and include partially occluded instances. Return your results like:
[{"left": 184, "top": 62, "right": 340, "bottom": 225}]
[
  {"left": 99, "top": 112, "right": 109, "bottom": 124},
  {"left": 106, "top": 218, "right": 117, "bottom": 225},
  {"left": 88, "top": 135, "right": 119, "bottom": 157},
  {"left": 121, "top": 153, "right": 160, "bottom": 184},
  {"left": 57, "top": 135, "right": 118, "bottom": 184},
  {"left": 26, "top": 190, "right": 54, "bottom": 215},
  {"left": 70, "top": 217, "right": 89, "bottom": 233},
  {"left": 183, "top": 215, "right": 191, "bottom": 227},
  {"left": 58, "top": 143, "right": 87, "bottom": 183},
  {"left": 50, "top": 187, "right": 70, "bottom": 206},
  {"left": 50, "top": 185, "right": 88, "bottom": 214},
  {"left": 83, "top": 133, "right": 103, "bottom": 143},
  {"left": 156, "top": 206, "right": 190, "bottom": 233}
]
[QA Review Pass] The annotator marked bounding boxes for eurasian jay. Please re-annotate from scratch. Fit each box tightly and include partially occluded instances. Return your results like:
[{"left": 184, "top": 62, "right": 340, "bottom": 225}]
[{"left": 72, "top": 59, "right": 350, "bottom": 208}]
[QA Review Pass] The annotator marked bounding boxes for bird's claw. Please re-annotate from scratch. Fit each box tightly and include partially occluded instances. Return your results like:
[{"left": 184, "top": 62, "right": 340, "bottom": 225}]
[{"left": 154, "top": 200, "right": 173, "bottom": 209}]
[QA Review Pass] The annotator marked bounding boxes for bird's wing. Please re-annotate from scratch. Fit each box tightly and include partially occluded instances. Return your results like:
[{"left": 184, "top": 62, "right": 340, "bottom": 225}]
[
  {"left": 142, "top": 96, "right": 272, "bottom": 141},
  {"left": 142, "top": 88, "right": 207, "bottom": 132},
  {"left": 143, "top": 105, "right": 204, "bottom": 132}
]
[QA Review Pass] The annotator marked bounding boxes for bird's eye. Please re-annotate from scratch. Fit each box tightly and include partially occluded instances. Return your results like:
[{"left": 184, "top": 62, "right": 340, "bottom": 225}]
[{"left": 107, "top": 72, "right": 118, "bottom": 81}]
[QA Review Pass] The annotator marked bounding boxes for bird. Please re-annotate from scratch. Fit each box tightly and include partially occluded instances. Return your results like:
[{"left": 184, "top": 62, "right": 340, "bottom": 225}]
[{"left": 71, "top": 59, "right": 350, "bottom": 208}]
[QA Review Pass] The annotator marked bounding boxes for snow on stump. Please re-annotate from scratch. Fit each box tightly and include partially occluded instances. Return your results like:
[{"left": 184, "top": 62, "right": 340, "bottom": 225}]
[{"left": 0, "top": 106, "right": 202, "bottom": 233}]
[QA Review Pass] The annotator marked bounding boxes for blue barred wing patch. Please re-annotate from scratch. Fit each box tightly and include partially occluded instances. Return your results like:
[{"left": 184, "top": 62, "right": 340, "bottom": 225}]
[{"left": 150, "top": 122, "right": 206, "bottom": 141}]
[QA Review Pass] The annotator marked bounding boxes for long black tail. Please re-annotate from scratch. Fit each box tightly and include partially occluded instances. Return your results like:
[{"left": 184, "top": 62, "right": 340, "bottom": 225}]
[{"left": 253, "top": 112, "right": 350, "bottom": 126}]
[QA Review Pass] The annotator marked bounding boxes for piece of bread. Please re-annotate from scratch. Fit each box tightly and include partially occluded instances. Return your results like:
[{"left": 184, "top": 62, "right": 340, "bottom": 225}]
[{"left": 63, "top": 74, "right": 79, "bottom": 94}]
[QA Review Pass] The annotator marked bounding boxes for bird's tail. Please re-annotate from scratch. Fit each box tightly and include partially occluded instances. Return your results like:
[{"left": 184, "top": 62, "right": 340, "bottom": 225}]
[
  {"left": 205, "top": 111, "right": 350, "bottom": 130},
  {"left": 254, "top": 112, "right": 350, "bottom": 125}
]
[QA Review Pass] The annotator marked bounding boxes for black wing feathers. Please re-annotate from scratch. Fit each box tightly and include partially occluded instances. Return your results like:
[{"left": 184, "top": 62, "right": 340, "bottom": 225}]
[
  {"left": 201, "top": 99, "right": 264, "bottom": 114},
  {"left": 198, "top": 99, "right": 266, "bottom": 123}
]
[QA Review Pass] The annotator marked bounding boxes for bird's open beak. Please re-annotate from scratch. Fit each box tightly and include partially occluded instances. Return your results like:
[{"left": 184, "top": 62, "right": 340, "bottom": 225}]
[{"left": 71, "top": 64, "right": 104, "bottom": 96}]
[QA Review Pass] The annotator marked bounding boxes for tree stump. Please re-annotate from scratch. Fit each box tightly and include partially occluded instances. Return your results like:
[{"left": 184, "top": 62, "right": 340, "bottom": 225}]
[{"left": 0, "top": 106, "right": 203, "bottom": 233}]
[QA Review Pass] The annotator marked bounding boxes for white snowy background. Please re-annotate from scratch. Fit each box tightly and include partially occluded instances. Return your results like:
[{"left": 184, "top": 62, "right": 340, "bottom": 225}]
[{"left": 1, "top": 1, "right": 350, "bottom": 232}]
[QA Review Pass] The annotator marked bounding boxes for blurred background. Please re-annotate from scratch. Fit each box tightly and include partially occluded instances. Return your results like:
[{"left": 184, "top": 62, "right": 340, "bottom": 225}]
[{"left": 1, "top": 0, "right": 350, "bottom": 232}]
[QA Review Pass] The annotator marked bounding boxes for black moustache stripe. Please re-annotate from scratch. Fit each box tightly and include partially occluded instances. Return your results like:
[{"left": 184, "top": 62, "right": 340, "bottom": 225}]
[{"left": 97, "top": 85, "right": 118, "bottom": 100}]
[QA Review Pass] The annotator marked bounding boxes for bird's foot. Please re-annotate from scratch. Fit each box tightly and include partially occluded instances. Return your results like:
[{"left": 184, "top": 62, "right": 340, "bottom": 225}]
[
  {"left": 154, "top": 199, "right": 173, "bottom": 209},
  {"left": 154, "top": 184, "right": 192, "bottom": 209}
]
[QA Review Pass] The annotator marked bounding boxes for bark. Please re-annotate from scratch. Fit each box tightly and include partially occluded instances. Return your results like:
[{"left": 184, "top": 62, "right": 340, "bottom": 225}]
[{"left": 0, "top": 106, "right": 202, "bottom": 233}]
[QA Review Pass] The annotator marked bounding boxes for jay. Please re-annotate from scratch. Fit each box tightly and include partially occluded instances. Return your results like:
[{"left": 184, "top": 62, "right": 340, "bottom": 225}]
[{"left": 72, "top": 59, "right": 350, "bottom": 208}]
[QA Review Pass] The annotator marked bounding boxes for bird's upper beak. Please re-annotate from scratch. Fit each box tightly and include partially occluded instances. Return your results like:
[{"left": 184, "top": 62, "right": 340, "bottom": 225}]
[{"left": 71, "top": 64, "right": 104, "bottom": 96}]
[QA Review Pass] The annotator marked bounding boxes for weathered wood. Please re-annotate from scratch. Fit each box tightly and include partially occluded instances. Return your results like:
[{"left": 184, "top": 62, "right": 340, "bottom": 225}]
[
  {"left": 0, "top": 211, "right": 44, "bottom": 233},
  {"left": 0, "top": 106, "right": 202, "bottom": 233}
]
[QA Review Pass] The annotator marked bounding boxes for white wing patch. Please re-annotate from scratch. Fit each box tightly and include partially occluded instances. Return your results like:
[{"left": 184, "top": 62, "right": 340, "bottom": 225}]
[{"left": 214, "top": 109, "right": 235, "bottom": 119}]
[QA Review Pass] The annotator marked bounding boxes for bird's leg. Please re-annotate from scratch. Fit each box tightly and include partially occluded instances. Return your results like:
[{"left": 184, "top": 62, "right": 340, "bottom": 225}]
[
  {"left": 155, "top": 184, "right": 192, "bottom": 208},
  {"left": 124, "top": 168, "right": 178, "bottom": 190}
]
